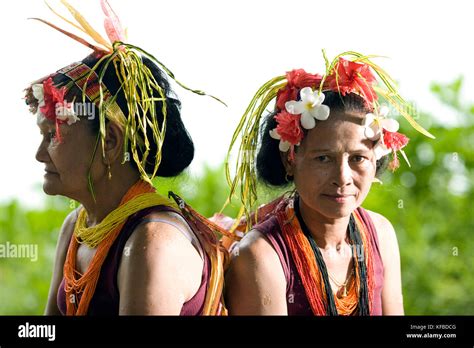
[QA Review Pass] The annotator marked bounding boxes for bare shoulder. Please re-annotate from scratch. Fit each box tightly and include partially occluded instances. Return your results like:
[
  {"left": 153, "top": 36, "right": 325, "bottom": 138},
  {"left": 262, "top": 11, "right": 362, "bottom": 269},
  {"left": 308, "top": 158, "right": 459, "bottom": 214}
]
[
  {"left": 117, "top": 210, "right": 203, "bottom": 311},
  {"left": 225, "top": 229, "right": 287, "bottom": 314},
  {"left": 232, "top": 229, "right": 281, "bottom": 265},
  {"left": 364, "top": 209, "right": 400, "bottom": 266},
  {"left": 121, "top": 210, "right": 203, "bottom": 269},
  {"left": 123, "top": 210, "right": 199, "bottom": 253},
  {"left": 365, "top": 210, "right": 397, "bottom": 242},
  {"left": 228, "top": 228, "right": 285, "bottom": 288}
]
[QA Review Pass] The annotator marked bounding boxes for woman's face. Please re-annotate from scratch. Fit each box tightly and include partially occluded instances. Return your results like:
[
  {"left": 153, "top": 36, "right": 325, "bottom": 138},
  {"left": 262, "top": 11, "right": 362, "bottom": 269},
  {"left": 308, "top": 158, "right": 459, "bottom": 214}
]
[
  {"left": 35, "top": 114, "right": 100, "bottom": 200},
  {"left": 289, "top": 110, "right": 377, "bottom": 220}
]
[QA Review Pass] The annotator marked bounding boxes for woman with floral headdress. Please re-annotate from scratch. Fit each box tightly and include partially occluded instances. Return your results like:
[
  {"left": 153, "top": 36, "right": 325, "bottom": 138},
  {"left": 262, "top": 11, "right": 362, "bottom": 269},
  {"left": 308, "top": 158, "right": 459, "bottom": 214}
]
[
  {"left": 223, "top": 51, "right": 435, "bottom": 315},
  {"left": 24, "top": 0, "right": 227, "bottom": 315}
]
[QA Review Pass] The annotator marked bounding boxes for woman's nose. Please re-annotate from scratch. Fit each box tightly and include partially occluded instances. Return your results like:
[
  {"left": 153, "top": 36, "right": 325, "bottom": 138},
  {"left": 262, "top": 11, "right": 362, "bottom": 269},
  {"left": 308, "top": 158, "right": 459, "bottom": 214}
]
[
  {"left": 332, "top": 159, "right": 353, "bottom": 187},
  {"left": 35, "top": 139, "right": 48, "bottom": 164}
]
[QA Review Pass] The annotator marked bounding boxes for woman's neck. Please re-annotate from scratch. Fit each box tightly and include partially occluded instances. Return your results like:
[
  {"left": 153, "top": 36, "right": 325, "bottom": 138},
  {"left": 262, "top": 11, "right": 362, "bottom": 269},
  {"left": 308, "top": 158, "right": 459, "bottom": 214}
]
[
  {"left": 78, "top": 171, "right": 141, "bottom": 227},
  {"left": 297, "top": 197, "right": 351, "bottom": 250}
]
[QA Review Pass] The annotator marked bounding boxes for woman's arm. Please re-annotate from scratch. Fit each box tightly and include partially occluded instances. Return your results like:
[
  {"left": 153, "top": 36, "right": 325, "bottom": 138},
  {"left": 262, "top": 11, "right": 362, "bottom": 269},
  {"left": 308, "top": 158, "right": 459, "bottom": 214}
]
[
  {"left": 117, "top": 212, "right": 204, "bottom": 315},
  {"left": 225, "top": 230, "right": 288, "bottom": 315},
  {"left": 368, "top": 211, "right": 404, "bottom": 315},
  {"left": 44, "top": 209, "right": 78, "bottom": 315}
]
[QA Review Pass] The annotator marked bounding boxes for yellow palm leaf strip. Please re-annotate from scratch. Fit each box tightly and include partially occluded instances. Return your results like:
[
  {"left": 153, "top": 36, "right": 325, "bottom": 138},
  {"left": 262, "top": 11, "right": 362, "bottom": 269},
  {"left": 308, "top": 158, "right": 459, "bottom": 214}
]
[
  {"left": 80, "top": 51, "right": 122, "bottom": 168},
  {"left": 44, "top": 0, "right": 87, "bottom": 35},
  {"left": 110, "top": 41, "right": 224, "bottom": 181},
  {"left": 122, "top": 52, "right": 149, "bottom": 181},
  {"left": 113, "top": 50, "right": 148, "bottom": 183},
  {"left": 109, "top": 60, "right": 133, "bottom": 135},
  {"left": 374, "top": 85, "right": 435, "bottom": 139},
  {"left": 29, "top": 18, "right": 107, "bottom": 53},
  {"left": 81, "top": 51, "right": 118, "bottom": 105},
  {"left": 224, "top": 76, "right": 286, "bottom": 230},
  {"left": 129, "top": 55, "right": 151, "bottom": 177},
  {"left": 226, "top": 204, "right": 246, "bottom": 236},
  {"left": 86, "top": 133, "right": 101, "bottom": 203},
  {"left": 113, "top": 51, "right": 134, "bottom": 166},
  {"left": 82, "top": 53, "right": 120, "bottom": 136},
  {"left": 139, "top": 56, "right": 165, "bottom": 180},
  {"left": 59, "top": 0, "right": 112, "bottom": 51},
  {"left": 321, "top": 51, "right": 391, "bottom": 99},
  {"left": 328, "top": 51, "right": 435, "bottom": 139},
  {"left": 224, "top": 78, "right": 285, "bottom": 190},
  {"left": 359, "top": 57, "right": 435, "bottom": 139},
  {"left": 118, "top": 42, "right": 227, "bottom": 107},
  {"left": 129, "top": 52, "right": 166, "bottom": 180}
]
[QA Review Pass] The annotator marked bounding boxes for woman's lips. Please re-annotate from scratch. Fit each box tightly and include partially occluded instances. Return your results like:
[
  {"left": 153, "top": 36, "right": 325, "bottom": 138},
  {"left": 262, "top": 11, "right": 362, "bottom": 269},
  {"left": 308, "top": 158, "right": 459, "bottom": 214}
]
[
  {"left": 322, "top": 194, "right": 354, "bottom": 203},
  {"left": 44, "top": 169, "right": 58, "bottom": 176}
]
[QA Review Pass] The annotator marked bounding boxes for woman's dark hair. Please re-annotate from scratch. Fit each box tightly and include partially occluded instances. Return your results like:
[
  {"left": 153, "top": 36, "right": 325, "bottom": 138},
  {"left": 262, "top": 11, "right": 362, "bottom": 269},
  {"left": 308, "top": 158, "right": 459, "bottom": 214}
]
[
  {"left": 52, "top": 53, "right": 194, "bottom": 177},
  {"left": 256, "top": 91, "right": 388, "bottom": 186}
]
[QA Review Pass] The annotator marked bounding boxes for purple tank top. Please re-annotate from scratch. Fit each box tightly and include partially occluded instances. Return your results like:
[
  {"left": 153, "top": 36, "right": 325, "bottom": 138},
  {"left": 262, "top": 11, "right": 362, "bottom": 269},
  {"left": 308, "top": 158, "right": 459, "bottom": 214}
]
[
  {"left": 57, "top": 205, "right": 209, "bottom": 315},
  {"left": 254, "top": 206, "right": 384, "bottom": 316}
]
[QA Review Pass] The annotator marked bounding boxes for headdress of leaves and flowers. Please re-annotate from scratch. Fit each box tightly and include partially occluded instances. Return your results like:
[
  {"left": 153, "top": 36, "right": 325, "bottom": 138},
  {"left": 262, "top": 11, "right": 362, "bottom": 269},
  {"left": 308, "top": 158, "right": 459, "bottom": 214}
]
[
  {"left": 25, "top": 0, "right": 225, "bottom": 200},
  {"left": 225, "top": 50, "right": 435, "bottom": 231},
  {"left": 30, "top": 76, "right": 80, "bottom": 143}
]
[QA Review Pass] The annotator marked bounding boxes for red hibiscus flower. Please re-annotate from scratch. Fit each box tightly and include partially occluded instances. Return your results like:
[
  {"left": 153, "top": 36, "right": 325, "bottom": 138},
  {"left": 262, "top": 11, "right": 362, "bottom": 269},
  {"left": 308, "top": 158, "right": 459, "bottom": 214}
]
[
  {"left": 383, "top": 130, "right": 409, "bottom": 151},
  {"left": 287, "top": 69, "right": 323, "bottom": 89},
  {"left": 325, "top": 57, "right": 377, "bottom": 105},
  {"left": 276, "top": 69, "right": 323, "bottom": 111},
  {"left": 276, "top": 86, "right": 299, "bottom": 111},
  {"left": 274, "top": 110, "right": 304, "bottom": 145},
  {"left": 383, "top": 130, "right": 409, "bottom": 171},
  {"left": 38, "top": 77, "right": 70, "bottom": 143},
  {"left": 40, "top": 77, "right": 67, "bottom": 121}
]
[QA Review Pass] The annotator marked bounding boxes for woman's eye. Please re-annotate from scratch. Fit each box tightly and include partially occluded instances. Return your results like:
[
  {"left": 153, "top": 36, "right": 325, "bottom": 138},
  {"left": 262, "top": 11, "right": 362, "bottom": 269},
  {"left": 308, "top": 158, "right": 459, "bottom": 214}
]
[
  {"left": 352, "top": 155, "right": 365, "bottom": 163},
  {"left": 46, "top": 131, "right": 58, "bottom": 143},
  {"left": 316, "top": 155, "right": 330, "bottom": 162}
]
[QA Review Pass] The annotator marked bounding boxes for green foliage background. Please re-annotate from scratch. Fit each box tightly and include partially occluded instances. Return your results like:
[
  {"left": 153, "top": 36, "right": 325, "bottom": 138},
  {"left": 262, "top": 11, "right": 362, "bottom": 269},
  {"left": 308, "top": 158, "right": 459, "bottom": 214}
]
[{"left": 0, "top": 79, "right": 472, "bottom": 315}]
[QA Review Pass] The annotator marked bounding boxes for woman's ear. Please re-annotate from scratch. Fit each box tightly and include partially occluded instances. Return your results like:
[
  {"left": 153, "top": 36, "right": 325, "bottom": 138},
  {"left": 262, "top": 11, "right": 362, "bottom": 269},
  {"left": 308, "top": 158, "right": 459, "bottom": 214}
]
[{"left": 103, "top": 122, "right": 125, "bottom": 164}]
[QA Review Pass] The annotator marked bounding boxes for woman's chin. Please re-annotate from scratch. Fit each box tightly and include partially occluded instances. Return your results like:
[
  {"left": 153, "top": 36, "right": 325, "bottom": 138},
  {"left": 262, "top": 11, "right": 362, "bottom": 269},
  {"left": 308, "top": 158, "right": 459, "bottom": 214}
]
[
  {"left": 42, "top": 177, "right": 62, "bottom": 196},
  {"left": 318, "top": 200, "right": 358, "bottom": 219}
]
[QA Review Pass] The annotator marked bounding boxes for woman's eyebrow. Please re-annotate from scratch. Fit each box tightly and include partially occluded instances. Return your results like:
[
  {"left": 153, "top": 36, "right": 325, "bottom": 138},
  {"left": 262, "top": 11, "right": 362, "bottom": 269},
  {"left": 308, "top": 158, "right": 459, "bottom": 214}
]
[
  {"left": 350, "top": 148, "right": 372, "bottom": 153},
  {"left": 309, "top": 148, "right": 332, "bottom": 153},
  {"left": 309, "top": 147, "right": 371, "bottom": 154}
]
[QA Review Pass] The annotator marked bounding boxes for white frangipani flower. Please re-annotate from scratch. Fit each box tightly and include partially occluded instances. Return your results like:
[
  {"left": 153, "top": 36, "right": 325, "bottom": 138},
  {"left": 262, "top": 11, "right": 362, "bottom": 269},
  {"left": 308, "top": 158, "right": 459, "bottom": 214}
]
[
  {"left": 363, "top": 105, "right": 399, "bottom": 141},
  {"left": 285, "top": 87, "right": 330, "bottom": 130},
  {"left": 269, "top": 129, "right": 291, "bottom": 152},
  {"left": 32, "top": 84, "right": 45, "bottom": 108}
]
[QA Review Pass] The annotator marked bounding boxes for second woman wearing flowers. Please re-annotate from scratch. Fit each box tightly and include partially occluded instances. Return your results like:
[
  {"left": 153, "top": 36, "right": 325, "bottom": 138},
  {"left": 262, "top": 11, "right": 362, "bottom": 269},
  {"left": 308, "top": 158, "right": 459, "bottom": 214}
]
[{"left": 223, "top": 52, "right": 435, "bottom": 315}]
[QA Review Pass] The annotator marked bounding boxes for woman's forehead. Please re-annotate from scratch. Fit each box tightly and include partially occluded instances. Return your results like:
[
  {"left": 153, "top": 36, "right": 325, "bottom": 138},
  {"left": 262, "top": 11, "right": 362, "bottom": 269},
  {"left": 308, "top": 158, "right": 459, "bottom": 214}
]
[
  {"left": 304, "top": 113, "right": 372, "bottom": 152},
  {"left": 313, "top": 110, "right": 366, "bottom": 131}
]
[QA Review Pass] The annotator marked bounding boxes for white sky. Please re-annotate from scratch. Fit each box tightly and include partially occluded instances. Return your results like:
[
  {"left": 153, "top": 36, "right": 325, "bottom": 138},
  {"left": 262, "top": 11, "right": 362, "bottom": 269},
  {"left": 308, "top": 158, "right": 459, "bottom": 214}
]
[{"left": 1, "top": 0, "right": 473, "bottom": 207}]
